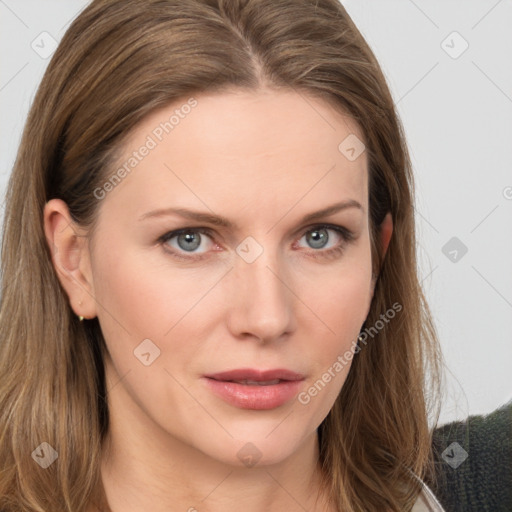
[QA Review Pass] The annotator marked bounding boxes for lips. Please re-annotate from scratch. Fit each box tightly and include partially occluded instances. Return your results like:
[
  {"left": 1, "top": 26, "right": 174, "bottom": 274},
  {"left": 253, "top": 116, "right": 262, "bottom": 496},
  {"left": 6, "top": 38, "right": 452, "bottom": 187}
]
[
  {"left": 230, "top": 379, "right": 280, "bottom": 386},
  {"left": 204, "top": 368, "right": 305, "bottom": 383},
  {"left": 202, "top": 368, "right": 306, "bottom": 410}
]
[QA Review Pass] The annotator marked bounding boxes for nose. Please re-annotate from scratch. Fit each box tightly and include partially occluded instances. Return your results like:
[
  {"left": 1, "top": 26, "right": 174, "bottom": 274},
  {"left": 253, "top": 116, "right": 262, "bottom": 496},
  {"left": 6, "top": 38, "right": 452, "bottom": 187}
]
[{"left": 226, "top": 246, "right": 297, "bottom": 344}]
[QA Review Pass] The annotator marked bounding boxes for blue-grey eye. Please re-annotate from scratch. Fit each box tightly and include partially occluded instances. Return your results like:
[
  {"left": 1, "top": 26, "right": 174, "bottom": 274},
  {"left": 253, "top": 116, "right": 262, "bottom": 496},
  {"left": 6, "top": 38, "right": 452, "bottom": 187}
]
[
  {"left": 176, "top": 231, "right": 202, "bottom": 252},
  {"left": 305, "top": 228, "right": 330, "bottom": 249}
]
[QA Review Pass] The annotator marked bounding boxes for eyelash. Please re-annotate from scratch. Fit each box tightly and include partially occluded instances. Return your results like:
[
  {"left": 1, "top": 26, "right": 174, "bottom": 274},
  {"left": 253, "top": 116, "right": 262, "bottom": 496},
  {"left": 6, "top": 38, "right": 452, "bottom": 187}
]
[{"left": 157, "top": 224, "right": 355, "bottom": 262}]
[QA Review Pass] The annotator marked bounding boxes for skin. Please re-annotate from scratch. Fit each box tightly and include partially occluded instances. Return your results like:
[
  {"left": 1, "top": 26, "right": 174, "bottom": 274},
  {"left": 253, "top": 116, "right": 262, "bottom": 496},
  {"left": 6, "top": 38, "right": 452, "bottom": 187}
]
[{"left": 44, "top": 88, "right": 392, "bottom": 512}]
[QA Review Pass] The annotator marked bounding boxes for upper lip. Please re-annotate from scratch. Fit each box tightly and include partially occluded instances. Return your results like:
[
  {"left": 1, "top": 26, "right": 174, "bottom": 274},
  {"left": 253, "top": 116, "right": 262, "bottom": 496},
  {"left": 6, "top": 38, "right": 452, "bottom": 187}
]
[{"left": 204, "top": 368, "right": 305, "bottom": 382}]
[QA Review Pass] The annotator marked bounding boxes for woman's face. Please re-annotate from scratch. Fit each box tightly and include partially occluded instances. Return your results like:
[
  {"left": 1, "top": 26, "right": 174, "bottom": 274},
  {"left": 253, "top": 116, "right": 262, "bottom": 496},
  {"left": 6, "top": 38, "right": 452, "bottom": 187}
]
[{"left": 73, "top": 89, "right": 385, "bottom": 466}]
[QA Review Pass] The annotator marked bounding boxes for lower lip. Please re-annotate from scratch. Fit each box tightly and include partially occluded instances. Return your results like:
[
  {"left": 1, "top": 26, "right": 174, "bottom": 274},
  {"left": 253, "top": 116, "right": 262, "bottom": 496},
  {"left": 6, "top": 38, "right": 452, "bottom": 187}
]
[{"left": 203, "top": 378, "right": 303, "bottom": 410}]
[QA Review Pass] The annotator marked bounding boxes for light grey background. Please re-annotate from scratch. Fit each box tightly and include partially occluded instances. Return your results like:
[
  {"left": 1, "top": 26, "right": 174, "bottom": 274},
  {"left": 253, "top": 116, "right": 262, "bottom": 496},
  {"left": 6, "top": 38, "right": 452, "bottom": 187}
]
[{"left": 1, "top": 0, "right": 511, "bottom": 427}]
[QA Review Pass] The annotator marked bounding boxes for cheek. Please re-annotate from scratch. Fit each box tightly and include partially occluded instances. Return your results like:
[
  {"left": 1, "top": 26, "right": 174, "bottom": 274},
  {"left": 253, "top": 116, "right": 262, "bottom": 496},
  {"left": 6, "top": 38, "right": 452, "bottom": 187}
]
[
  {"left": 297, "top": 248, "right": 373, "bottom": 384},
  {"left": 300, "top": 247, "right": 373, "bottom": 336},
  {"left": 91, "top": 246, "right": 205, "bottom": 416},
  {"left": 93, "top": 255, "right": 161, "bottom": 336},
  {"left": 324, "top": 269, "right": 372, "bottom": 333},
  {"left": 92, "top": 237, "right": 186, "bottom": 336},
  {"left": 297, "top": 272, "right": 372, "bottom": 416},
  {"left": 90, "top": 239, "right": 219, "bottom": 383},
  {"left": 315, "top": 275, "right": 371, "bottom": 371}
]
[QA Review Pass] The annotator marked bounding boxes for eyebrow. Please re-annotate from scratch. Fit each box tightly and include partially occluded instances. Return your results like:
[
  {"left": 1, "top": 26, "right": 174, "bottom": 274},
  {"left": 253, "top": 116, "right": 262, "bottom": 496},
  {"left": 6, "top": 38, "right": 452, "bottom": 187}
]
[{"left": 138, "top": 199, "right": 364, "bottom": 228}]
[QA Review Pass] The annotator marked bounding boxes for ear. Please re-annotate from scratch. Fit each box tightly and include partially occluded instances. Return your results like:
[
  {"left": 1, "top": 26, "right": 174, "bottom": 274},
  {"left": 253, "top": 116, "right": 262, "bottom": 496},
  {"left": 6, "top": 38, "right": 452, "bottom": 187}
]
[
  {"left": 43, "top": 199, "right": 97, "bottom": 320},
  {"left": 370, "top": 212, "right": 393, "bottom": 298}
]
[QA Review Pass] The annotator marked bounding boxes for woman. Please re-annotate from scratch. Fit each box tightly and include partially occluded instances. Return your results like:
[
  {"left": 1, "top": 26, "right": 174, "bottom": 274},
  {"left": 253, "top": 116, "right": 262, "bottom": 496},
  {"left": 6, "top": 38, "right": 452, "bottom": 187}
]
[{"left": 0, "top": 1, "right": 446, "bottom": 510}]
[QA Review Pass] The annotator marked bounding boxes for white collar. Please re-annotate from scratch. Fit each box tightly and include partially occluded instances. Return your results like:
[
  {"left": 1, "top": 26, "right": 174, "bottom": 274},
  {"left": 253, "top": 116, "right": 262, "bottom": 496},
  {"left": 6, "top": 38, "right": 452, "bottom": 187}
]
[{"left": 411, "top": 479, "right": 446, "bottom": 512}]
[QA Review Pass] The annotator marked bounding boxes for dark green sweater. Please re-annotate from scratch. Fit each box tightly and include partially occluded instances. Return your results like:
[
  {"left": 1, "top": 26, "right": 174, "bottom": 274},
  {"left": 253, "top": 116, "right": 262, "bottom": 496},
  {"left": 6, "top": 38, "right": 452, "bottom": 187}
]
[{"left": 427, "top": 400, "right": 512, "bottom": 511}]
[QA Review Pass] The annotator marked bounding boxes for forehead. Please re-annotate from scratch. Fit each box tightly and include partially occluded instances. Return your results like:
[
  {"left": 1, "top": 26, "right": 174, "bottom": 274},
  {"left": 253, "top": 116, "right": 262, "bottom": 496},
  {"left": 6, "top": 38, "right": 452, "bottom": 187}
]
[{"left": 101, "top": 88, "right": 368, "bottom": 223}]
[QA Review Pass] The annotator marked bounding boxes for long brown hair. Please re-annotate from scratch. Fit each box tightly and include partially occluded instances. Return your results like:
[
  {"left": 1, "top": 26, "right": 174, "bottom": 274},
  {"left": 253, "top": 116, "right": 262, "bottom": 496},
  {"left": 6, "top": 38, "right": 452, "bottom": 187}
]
[{"left": 0, "top": 1, "right": 443, "bottom": 510}]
